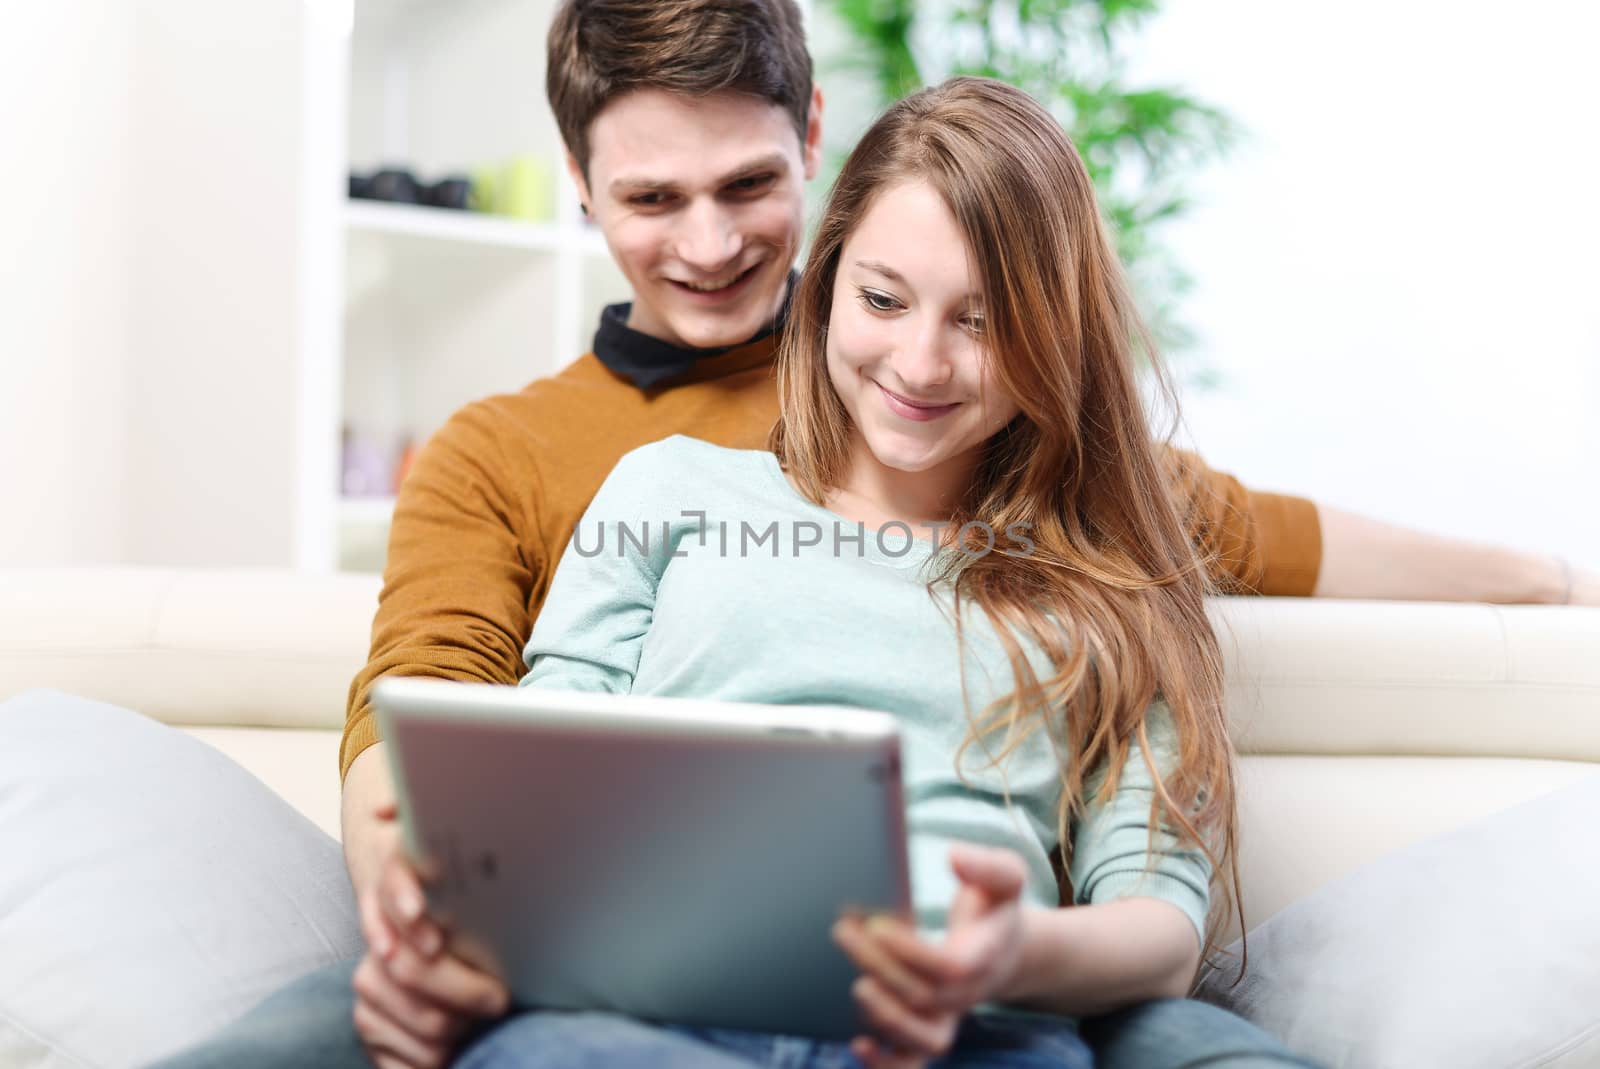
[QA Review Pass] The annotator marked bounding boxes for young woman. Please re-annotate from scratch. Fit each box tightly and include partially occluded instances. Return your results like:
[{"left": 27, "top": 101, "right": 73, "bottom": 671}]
[{"left": 451, "top": 76, "right": 1309, "bottom": 1069}]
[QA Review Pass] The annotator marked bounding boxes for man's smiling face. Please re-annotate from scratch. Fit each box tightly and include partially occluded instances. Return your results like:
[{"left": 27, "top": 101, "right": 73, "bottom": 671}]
[{"left": 570, "top": 86, "right": 822, "bottom": 351}]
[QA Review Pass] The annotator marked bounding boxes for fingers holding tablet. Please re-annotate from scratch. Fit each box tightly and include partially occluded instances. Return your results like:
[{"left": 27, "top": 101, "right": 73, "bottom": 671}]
[{"left": 353, "top": 796, "right": 511, "bottom": 1069}]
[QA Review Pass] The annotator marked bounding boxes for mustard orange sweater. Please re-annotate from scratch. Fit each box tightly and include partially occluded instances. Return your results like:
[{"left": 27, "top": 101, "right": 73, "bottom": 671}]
[{"left": 340, "top": 331, "right": 1320, "bottom": 779}]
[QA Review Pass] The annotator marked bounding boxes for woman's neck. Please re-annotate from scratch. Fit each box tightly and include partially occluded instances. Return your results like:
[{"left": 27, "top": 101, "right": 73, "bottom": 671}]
[{"left": 825, "top": 435, "right": 978, "bottom": 534}]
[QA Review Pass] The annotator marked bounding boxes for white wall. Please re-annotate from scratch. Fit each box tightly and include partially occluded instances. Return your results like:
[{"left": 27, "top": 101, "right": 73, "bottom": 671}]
[
  {"left": 121, "top": 0, "right": 344, "bottom": 569},
  {"left": 0, "top": 3, "right": 134, "bottom": 564},
  {"left": 1133, "top": 1, "right": 1600, "bottom": 567},
  {"left": 8, "top": 2, "right": 1593, "bottom": 571},
  {"left": 2, "top": 0, "right": 345, "bottom": 570}
]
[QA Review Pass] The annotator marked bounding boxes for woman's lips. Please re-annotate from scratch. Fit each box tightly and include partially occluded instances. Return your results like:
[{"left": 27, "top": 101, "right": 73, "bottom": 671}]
[{"left": 876, "top": 382, "right": 960, "bottom": 422}]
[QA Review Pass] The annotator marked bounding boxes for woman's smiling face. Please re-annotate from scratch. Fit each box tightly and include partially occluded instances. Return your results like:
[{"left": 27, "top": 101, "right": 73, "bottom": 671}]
[{"left": 826, "top": 180, "right": 1022, "bottom": 488}]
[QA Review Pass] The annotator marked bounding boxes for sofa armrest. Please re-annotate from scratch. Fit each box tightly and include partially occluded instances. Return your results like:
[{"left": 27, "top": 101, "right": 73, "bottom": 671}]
[
  {"left": 0, "top": 567, "right": 380, "bottom": 731},
  {"left": 1210, "top": 598, "right": 1600, "bottom": 761}
]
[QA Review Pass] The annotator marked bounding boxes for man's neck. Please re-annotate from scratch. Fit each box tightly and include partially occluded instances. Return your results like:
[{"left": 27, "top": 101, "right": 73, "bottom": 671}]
[{"left": 623, "top": 279, "right": 792, "bottom": 354}]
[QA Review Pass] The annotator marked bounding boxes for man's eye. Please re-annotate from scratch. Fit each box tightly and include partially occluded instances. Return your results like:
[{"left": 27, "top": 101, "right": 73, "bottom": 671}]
[
  {"left": 728, "top": 173, "right": 776, "bottom": 195},
  {"left": 858, "top": 289, "right": 901, "bottom": 313},
  {"left": 630, "top": 192, "right": 672, "bottom": 208}
]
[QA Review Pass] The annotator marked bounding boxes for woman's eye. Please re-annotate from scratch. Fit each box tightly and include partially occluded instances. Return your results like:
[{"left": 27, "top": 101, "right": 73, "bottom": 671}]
[
  {"left": 962, "top": 315, "right": 986, "bottom": 335},
  {"left": 859, "top": 289, "right": 901, "bottom": 313}
]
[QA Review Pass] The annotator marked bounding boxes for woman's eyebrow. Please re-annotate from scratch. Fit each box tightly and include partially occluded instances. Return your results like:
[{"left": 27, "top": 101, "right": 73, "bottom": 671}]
[
  {"left": 854, "top": 260, "right": 908, "bottom": 285},
  {"left": 854, "top": 260, "right": 981, "bottom": 306}
]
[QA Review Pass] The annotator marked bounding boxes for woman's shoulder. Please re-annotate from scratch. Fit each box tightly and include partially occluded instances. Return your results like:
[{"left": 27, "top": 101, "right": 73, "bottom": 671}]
[
  {"left": 600, "top": 435, "right": 779, "bottom": 504},
  {"left": 613, "top": 435, "right": 775, "bottom": 481}
]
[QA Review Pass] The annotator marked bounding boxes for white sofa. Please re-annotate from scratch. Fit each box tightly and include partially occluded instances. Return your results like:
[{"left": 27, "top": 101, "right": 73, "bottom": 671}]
[
  {"left": 2, "top": 566, "right": 1598, "bottom": 1066},
  {"left": 4, "top": 566, "right": 1595, "bottom": 933}
]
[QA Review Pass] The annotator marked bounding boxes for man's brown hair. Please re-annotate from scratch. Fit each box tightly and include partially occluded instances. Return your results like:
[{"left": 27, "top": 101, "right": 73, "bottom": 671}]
[{"left": 546, "top": 0, "right": 813, "bottom": 175}]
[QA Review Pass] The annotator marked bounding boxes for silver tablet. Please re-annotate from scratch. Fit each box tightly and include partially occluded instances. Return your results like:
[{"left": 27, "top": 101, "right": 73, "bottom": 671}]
[{"left": 373, "top": 677, "right": 913, "bottom": 1040}]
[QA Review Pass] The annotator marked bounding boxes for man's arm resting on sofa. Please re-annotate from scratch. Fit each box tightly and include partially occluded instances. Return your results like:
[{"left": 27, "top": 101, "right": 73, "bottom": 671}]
[
  {"left": 1166, "top": 447, "right": 1594, "bottom": 605},
  {"left": 1312, "top": 502, "right": 1597, "bottom": 605}
]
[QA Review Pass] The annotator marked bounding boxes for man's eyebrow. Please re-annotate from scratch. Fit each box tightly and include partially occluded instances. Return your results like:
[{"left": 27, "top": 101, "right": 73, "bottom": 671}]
[
  {"left": 714, "top": 153, "right": 789, "bottom": 185},
  {"left": 610, "top": 176, "right": 677, "bottom": 195},
  {"left": 608, "top": 153, "right": 790, "bottom": 196},
  {"left": 854, "top": 260, "right": 908, "bottom": 285}
]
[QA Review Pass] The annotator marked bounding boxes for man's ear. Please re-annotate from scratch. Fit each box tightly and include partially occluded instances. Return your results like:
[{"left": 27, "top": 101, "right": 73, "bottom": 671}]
[
  {"left": 802, "top": 84, "right": 825, "bottom": 181},
  {"left": 564, "top": 149, "right": 592, "bottom": 212}
]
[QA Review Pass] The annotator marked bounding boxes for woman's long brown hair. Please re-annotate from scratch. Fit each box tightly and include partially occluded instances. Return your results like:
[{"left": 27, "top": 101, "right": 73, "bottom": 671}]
[{"left": 770, "top": 77, "right": 1241, "bottom": 955}]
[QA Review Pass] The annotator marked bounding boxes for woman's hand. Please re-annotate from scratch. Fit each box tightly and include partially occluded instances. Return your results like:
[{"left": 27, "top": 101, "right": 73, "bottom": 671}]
[
  {"left": 832, "top": 843, "right": 1029, "bottom": 1068},
  {"left": 353, "top": 801, "right": 510, "bottom": 1069}
]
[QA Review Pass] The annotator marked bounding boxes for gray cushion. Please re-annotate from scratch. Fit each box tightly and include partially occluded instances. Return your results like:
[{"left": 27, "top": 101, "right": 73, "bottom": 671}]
[
  {"left": 1196, "top": 771, "right": 1600, "bottom": 1068},
  {"left": 0, "top": 691, "right": 362, "bottom": 1068}
]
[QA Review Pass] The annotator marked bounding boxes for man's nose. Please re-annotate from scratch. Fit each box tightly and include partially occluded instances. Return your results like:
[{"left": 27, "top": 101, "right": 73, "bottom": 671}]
[{"left": 674, "top": 199, "right": 742, "bottom": 271}]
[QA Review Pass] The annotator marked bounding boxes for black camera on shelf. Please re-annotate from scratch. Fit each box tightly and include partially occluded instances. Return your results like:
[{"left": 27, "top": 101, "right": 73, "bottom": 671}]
[{"left": 349, "top": 168, "right": 473, "bottom": 211}]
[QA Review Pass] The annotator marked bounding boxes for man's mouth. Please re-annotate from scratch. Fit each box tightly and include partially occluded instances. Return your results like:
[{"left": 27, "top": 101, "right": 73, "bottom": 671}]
[{"left": 669, "top": 262, "right": 762, "bottom": 295}]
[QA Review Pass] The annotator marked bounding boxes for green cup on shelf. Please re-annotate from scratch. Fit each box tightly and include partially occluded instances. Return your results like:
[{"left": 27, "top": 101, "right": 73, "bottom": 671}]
[
  {"left": 468, "top": 164, "right": 499, "bottom": 214},
  {"left": 499, "top": 153, "right": 554, "bottom": 221}
]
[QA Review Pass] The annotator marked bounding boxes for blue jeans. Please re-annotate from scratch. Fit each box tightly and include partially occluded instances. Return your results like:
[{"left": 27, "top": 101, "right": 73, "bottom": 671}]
[
  {"left": 149, "top": 957, "right": 1314, "bottom": 1068},
  {"left": 455, "top": 1010, "right": 1089, "bottom": 1069},
  {"left": 1081, "top": 1001, "right": 1321, "bottom": 1069}
]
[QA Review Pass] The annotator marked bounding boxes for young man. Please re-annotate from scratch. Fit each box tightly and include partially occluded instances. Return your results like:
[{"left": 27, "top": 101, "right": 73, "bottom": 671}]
[{"left": 160, "top": 2, "right": 1590, "bottom": 1067}]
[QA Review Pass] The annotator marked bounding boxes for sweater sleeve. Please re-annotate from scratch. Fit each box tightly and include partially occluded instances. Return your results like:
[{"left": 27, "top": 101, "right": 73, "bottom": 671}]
[
  {"left": 340, "top": 400, "right": 545, "bottom": 781},
  {"left": 519, "top": 446, "right": 676, "bottom": 694},
  {"left": 1068, "top": 702, "right": 1213, "bottom": 947},
  {"left": 1159, "top": 446, "right": 1323, "bottom": 597}
]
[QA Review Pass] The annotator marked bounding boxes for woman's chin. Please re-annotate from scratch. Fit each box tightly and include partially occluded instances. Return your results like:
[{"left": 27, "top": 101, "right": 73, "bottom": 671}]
[{"left": 863, "top": 439, "right": 944, "bottom": 475}]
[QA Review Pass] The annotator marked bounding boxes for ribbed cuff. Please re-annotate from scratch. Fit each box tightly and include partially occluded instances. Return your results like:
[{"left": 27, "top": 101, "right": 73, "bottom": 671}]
[
  {"left": 339, "top": 708, "right": 381, "bottom": 783},
  {"left": 1249, "top": 491, "right": 1323, "bottom": 597}
]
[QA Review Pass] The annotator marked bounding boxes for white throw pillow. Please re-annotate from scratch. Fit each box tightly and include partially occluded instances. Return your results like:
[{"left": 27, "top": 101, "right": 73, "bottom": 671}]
[
  {"left": 0, "top": 691, "right": 362, "bottom": 1069},
  {"left": 1195, "top": 771, "right": 1600, "bottom": 1068}
]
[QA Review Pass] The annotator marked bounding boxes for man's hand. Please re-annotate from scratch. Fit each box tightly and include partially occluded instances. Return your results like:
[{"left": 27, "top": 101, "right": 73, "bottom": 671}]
[
  {"left": 351, "top": 800, "right": 510, "bottom": 1069},
  {"left": 1569, "top": 562, "right": 1599, "bottom": 607},
  {"left": 832, "top": 844, "right": 1028, "bottom": 1068}
]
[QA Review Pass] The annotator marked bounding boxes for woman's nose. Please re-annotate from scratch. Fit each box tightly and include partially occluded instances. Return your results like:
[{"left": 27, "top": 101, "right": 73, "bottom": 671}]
[{"left": 893, "top": 321, "right": 955, "bottom": 392}]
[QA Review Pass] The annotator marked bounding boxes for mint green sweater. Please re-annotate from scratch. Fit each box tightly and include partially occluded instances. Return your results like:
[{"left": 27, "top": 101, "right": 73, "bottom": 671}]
[{"left": 521, "top": 436, "right": 1209, "bottom": 944}]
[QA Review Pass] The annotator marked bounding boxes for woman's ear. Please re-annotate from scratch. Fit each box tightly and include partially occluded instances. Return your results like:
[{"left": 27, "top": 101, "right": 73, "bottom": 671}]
[{"left": 803, "top": 84, "right": 825, "bottom": 181}]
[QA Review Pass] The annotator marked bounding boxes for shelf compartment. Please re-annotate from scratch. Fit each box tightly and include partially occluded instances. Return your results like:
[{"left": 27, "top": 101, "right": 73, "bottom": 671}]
[{"left": 339, "top": 495, "right": 398, "bottom": 526}]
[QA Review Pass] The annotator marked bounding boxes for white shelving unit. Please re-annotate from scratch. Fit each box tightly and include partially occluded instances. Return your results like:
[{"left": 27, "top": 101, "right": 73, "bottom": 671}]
[
  {"left": 345, "top": 199, "right": 611, "bottom": 258},
  {"left": 328, "top": 0, "right": 631, "bottom": 570},
  {"left": 118, "top": 0, "right": 812, "bottom": 573},
  {"left": 348, "top": 199, "right": 554, "bottom": 250}
]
